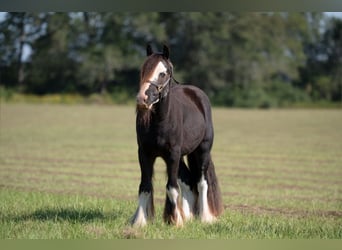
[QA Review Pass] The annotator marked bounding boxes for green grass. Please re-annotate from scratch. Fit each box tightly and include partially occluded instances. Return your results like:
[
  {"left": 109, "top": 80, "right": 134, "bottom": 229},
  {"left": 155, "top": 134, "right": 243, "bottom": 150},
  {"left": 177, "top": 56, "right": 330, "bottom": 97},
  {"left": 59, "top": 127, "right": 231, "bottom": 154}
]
[
  {"left": 1, "top": 189, "right": 340, "bottom": 239},
  {"left": 0, "top": 103, "right": 341, "bottom": 238}
]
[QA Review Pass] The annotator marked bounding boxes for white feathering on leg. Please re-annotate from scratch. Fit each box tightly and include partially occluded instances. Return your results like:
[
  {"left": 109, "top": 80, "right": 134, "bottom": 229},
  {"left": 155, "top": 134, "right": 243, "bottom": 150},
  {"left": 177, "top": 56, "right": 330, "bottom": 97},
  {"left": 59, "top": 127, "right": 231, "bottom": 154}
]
[
  {"left": 166, "top": 187, "right": 184, "bottom": 226},
  {"left": 197, "top": 175, "right": 216, "bottom": 223},
  {"left": 131, "top": 192, "right": 151, "bottom": 227},
  {"left": 178, "top": 179, "right": 195, "bottom": 220}
]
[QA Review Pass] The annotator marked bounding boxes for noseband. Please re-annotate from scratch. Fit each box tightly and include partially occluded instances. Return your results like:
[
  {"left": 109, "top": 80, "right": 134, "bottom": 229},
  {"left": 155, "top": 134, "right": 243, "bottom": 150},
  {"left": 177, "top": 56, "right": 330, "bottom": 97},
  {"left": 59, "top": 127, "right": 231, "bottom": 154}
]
[
  {"left": 148, "top": 77, "right": 171, "bottom": 98},
  {"left": 142, "top": 57, "right": 180, "bottom": 102}
]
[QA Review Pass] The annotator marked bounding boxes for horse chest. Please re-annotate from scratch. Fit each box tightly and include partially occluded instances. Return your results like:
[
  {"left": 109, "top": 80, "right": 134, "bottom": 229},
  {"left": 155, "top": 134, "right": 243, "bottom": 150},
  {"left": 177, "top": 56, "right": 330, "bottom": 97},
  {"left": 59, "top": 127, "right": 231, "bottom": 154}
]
[{"left": 139, "top": 124, "right": 178, "bottom": 151}]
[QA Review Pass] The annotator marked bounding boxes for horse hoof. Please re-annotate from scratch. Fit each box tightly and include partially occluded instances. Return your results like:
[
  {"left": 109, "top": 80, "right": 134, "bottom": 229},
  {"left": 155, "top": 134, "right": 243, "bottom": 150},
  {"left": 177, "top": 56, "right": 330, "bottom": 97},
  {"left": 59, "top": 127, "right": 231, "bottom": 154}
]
[
  {"left": 200, "top": 213, "right": 217, "bottom": 223},
  {"left": 131, "top": 216, "right": 147, "bottom": 227},
  {"left": 164, "top": 209, "right": 184, "bottom": 227}
]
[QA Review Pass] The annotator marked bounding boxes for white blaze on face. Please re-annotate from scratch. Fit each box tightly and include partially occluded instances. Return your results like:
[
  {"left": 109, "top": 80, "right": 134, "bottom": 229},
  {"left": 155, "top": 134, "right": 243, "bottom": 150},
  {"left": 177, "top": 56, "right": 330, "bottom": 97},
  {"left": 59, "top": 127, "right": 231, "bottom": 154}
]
[
  {"left": 137, "top": 61, "right": 168, "bottom": 107},
  {"left": 149, "top": 61, "right": 168, "bottom": 83}
]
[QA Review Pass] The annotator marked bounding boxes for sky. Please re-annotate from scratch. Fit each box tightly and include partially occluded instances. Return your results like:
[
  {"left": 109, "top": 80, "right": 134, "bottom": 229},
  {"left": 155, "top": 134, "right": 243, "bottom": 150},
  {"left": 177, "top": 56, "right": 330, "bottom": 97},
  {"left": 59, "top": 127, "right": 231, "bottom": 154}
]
[{"left": 325, "top": 12, "right": 342, "bottom": 18}]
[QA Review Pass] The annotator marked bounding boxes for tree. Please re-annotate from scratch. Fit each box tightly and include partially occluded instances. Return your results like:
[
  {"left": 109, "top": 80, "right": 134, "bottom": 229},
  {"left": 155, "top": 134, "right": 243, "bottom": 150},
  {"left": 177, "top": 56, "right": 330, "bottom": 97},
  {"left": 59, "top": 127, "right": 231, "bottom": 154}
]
[
  {"left": 162, "top": 13, "right": 312, "bottom": 106},
  {"left": 323, "top": 18, "right": 342, "bottom": 102},
  {"left": 1, "top": 12, "right": 340, "bottom": 107},
  {"left": 0, "top": 12, "right": 44, "bottom": 88},
  {"left": 25, "top": 13, "right": 78, "bottom": 94},
  {"left": 299, "top": 16, "right": 342, "bottom": 102},
  {"left": 72, "top": 12, "right": 168, "bottom": 95}
]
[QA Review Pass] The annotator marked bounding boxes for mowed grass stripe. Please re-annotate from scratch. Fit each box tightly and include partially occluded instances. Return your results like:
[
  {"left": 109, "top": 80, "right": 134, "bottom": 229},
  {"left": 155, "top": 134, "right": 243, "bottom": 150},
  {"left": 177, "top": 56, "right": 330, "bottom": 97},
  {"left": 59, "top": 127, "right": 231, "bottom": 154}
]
[
  {"left": 4, "top": 150, "right": 342, "bottom": 166},
  {"left": 2, "top": 163, "right": 340, "bottom": 195},
  {"left": 2, "top": 178, "right": 340, "bottom": 210},
  {"left": 2, "top": 178, "right": 341, "bottom": 220},
  {"left": 223, "top": 204, "right": 342, "bottom": 218},
  {"left": 2, "top": 159, "right": 341, "bottom": 191},
  {"left": 215, "top": 153, "right": 342, "bottom": 166},
  {"left": 2, "top": 165, "right": 341, "bottom": 210},
  {"left": 2, "top": 184, "right": 341, "bottom": 220},
  {"left": 4, "top": 153, "right": 342, "bottom": 171},
  {"left": 1, "top": 161, "right": 341, "bottom": 197},
  {"left": 2, "top": 155, "right": 342, "bottom": 183},
  {"left": 4, "top": 152, "right": 342, "bottom": 181}
]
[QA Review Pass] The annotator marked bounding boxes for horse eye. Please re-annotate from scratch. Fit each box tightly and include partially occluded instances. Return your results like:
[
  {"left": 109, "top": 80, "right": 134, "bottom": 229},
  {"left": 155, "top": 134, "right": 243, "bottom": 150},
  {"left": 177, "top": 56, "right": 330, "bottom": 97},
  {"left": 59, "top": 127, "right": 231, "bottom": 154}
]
[{"left": 159, "top": 72, "right": 166, "bottom": 78}]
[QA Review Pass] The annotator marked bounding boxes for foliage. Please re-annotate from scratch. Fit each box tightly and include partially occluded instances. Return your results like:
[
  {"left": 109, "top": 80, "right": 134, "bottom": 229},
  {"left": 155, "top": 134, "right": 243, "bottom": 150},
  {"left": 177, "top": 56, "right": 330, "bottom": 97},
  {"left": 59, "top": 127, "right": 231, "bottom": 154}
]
[
  {"left": 297, "top": 17, "right": 342, "bottom": 103},
  {"left": 1, "top": 12, "right": 341, "bottom": 107},
  {"left": 213, "top": 81, "right": 310, "bottom": 108}
]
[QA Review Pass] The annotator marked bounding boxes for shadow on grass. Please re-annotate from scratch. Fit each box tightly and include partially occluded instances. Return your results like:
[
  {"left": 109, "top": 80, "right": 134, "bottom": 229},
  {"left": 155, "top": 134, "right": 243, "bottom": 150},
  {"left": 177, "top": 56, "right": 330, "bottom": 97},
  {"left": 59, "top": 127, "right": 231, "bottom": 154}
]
[{"left": 12, "top": 208, "right": 119, "bottom": 223}]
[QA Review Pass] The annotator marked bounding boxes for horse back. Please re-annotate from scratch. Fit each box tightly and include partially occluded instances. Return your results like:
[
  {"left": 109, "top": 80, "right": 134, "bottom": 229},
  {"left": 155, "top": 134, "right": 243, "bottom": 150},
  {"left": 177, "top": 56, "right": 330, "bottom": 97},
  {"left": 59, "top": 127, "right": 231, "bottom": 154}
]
[{"left": 172, "top": 84, "right": 212, "bottom": 121}]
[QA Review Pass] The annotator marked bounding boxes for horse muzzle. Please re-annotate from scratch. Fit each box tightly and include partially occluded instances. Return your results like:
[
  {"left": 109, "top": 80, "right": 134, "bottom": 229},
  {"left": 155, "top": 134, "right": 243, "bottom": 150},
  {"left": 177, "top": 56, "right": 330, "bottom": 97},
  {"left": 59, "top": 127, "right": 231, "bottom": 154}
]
[
  {"left": 136, "top": 97, "right": 159, "bottom": 110},
  {"left": 136, "top": 83, "right": 160, "bottom": 110}
]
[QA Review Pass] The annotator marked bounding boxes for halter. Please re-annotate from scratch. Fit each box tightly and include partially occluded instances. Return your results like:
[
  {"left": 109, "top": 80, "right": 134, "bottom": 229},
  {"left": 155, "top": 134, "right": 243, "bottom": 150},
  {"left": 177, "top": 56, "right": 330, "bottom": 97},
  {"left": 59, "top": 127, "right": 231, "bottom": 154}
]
[
  {"left": 141, "top": 53, "right": 181, "bottom": 103},
  {"left": 146, "top": 61, "right": 178, "bottom": 99},
  {"left": 148, "top": 77, "right": 171, "bottom": 97}
]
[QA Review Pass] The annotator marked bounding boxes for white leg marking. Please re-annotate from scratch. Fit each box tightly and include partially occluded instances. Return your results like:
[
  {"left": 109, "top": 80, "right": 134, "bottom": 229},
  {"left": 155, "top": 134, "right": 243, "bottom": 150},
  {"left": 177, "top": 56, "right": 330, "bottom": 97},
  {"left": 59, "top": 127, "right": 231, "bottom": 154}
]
[
  {"left": 197, "top": 175, "right": 216, "bottom": 223},
  {"left": 132, "top": 192, "right": 151, "bottom": 227},
  {"left": 178, "top": 179, "right": 195, "bottom": 220},
  {"left": 166, "top": 187, "right": 183, "bottom": 226}
]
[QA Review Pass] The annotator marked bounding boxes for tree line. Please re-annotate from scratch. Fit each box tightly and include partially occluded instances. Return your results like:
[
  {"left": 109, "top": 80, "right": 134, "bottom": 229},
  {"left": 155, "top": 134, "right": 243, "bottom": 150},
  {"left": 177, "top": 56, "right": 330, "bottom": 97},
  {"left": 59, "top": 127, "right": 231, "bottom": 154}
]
[{"left": 0, "top": 12, "right": 341, "bottom": 107}]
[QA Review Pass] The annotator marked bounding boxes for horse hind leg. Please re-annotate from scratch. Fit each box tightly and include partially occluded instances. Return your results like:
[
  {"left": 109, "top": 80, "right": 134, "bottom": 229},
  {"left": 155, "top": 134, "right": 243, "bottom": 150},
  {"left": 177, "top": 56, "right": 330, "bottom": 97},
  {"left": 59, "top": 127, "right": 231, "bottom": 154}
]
[
  {"left": 195, "top": 150, "right": 223, "bottom": 223},
  {"left": 177, "top": 158, "right": 196, "bottom": 221}
]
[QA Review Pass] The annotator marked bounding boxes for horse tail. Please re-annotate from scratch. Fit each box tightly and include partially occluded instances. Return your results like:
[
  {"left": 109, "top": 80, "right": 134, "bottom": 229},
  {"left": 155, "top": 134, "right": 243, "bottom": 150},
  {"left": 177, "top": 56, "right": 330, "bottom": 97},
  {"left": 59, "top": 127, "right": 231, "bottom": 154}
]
[{"left": 205, "top": 158, "right": 224, "bottom": 216}]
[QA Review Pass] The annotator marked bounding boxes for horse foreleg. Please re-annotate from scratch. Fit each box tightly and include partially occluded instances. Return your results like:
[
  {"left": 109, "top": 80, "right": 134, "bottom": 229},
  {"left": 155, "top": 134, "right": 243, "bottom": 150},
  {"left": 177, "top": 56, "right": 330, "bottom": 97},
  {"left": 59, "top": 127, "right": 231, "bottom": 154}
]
[
  {"left": 163, "top": 151, "right": 184, "bottom": 226},
  {"left": 164, "top": 186, "right": 184, "bottom": 226},
  {"left": 131, "top": 191, "right": 154, "bottom": 227},
  {"left": 178, "top": 158, "right": 196, "bottom": 221},
  {"left": 131, "top": 149, "right": 155, "bottom": 227}
]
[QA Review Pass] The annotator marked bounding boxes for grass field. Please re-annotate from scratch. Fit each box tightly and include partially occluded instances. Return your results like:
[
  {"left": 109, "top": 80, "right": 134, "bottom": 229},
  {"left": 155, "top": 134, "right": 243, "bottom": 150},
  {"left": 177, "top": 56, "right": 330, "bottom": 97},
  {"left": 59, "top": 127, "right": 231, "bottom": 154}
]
[{"left": 0, "top": 103, "right": 341, "bottom": 238}]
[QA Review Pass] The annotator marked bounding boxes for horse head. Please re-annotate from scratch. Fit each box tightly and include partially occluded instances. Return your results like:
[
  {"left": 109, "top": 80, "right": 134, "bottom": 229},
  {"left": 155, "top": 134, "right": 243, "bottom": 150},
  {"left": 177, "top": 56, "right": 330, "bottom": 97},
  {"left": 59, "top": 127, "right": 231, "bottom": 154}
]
[{"left": 136, "top": 45, "right": 173, "bottom": 110}]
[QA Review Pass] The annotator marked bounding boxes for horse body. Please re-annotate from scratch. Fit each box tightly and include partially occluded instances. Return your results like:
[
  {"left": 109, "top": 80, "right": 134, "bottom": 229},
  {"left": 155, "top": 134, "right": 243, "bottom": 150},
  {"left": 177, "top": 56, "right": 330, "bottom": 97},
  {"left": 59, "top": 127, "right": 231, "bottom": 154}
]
[
  {"left": 132, "top": 45, "right": 223, "bottom": 227},
  {"left": 137, "top": 85, "right": 208, "bottom": 156}
]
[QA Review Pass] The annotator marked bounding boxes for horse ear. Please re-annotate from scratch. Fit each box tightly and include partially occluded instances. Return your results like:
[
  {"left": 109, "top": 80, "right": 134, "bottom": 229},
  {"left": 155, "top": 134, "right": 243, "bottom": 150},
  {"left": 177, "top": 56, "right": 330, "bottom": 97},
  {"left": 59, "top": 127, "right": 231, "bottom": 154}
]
[
  {"left": 146, "top": 44, "right": 153, "bottom": 56},
  {"left": 163, "top": 44, "right": 170, "bottom": 59}
]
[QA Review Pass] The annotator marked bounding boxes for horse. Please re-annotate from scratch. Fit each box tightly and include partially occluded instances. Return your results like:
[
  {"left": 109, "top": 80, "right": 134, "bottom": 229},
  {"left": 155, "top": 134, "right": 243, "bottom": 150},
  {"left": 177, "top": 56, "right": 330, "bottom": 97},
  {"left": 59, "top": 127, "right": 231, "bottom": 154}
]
[{"left": 131, "top": 44, "right": 223, "bottom": 227}]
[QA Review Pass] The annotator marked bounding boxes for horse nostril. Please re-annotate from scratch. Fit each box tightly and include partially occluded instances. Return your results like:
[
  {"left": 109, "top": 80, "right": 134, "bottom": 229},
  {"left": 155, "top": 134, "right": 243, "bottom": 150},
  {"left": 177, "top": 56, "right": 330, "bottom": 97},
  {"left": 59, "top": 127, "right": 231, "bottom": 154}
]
[{"left": 142, "top": 96, "right": 149, "bottom": 104}]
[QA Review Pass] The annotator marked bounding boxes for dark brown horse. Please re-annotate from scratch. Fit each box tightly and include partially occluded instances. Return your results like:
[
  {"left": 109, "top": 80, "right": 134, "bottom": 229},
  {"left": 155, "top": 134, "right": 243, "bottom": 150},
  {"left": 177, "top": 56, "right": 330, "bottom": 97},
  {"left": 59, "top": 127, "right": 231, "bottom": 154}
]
[{"left": 131, "top": 45, "right": 223, "bottom": 227}]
